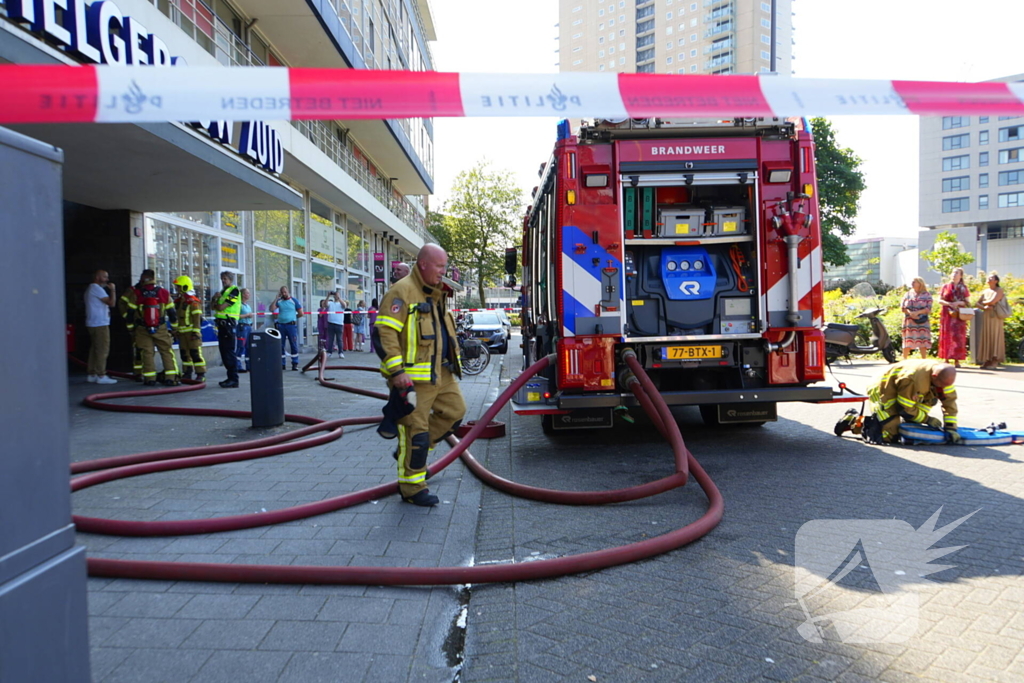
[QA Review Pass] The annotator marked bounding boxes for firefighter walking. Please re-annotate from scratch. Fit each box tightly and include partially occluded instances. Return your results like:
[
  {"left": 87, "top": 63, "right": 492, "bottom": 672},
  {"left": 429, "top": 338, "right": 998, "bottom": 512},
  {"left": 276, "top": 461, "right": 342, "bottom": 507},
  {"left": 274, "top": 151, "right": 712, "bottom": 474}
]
[
  {"left": 836, "top": 359, "right": 961, "bottom": 444},
  {"left": 372, "top": 244, "right": 465, "bottom": 507},
  {"left": 172, "top": 275, "right": 206, "bottom": 382},
  {"left": 122, "top": 269, "right": 179, "bottom": 386}
]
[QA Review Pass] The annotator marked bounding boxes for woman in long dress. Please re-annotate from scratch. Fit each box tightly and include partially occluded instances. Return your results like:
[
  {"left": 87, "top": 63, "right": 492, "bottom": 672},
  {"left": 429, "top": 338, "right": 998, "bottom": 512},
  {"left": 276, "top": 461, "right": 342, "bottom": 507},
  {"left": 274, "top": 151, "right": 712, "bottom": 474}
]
[
  {"left": 938, "top": 267, "right": 970, "bottom": 367},
  {"left": 901, "top": 277, "right": 933, "bottom": 359},
  {"left": 974, "top": 273, "right": 1007, "bottom": 369}
]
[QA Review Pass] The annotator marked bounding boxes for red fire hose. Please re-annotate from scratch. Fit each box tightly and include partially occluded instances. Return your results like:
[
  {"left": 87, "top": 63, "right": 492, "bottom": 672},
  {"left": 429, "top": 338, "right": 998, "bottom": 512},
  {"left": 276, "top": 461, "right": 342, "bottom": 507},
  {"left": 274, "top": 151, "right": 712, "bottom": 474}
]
[{"left": 78, "top": 352, "right": 724, "bottom": 585}]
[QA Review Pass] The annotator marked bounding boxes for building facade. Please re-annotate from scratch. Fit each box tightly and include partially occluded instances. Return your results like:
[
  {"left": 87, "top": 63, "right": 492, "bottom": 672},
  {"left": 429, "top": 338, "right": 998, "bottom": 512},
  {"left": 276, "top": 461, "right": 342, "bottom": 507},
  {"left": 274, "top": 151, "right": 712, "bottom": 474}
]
[
  {"left": 824, "top": 236, "right": 918, "bottom": 290},
  {"left": 557, "top": 0, "right": 793, "bottom": 76},
  {"left": 919, "top": 74, "right": 1024, "bottom": 286},
  {"left": 1, "top": 0, "right": 438, "bottom": 362}
]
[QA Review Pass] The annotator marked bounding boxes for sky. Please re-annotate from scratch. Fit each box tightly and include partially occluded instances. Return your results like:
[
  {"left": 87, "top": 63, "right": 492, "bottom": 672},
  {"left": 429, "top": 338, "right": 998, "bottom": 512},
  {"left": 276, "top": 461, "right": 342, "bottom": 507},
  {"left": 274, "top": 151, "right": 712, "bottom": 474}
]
[{"left": 428, "top": 0, "right": 1023, "bottom": 240}]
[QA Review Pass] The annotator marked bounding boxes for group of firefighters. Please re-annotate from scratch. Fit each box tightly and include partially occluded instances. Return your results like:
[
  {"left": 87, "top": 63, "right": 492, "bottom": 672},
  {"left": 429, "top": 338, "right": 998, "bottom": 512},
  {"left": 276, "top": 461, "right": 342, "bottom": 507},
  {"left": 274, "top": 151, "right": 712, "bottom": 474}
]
[{"left": 116, "top": 270, "right": 228, "bottom": 386}]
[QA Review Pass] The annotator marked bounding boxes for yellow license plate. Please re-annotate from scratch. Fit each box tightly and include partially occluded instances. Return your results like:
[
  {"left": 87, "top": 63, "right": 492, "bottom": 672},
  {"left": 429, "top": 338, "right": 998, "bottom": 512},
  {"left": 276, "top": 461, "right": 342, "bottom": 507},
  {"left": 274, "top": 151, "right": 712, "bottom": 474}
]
[{"left": 663, "top": 345, "right": 722, "bottom": 360}]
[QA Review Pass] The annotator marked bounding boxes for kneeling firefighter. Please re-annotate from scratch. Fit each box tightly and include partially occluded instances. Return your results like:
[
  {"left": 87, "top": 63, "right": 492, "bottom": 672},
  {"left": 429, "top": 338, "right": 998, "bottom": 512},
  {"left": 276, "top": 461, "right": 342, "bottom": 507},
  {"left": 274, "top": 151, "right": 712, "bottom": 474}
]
[
  {"left": 372, "top": 244, "right": 465, "bottom": 507},
  {"left": 836, "top": 359, "right": 961, "bottom": 444},
  {"left": 172, "top": 275, "right": 206, "bottom": 382},
  {"left": 122, "top": 269, "right": 179, "bottom": 386}
]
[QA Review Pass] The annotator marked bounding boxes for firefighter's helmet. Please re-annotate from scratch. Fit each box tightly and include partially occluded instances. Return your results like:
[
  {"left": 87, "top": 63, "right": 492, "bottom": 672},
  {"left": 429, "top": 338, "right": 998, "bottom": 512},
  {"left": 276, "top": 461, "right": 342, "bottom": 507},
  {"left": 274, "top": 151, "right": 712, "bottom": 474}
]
[{"left": 173, "top": 275, "right": 193, "bottom": 291}]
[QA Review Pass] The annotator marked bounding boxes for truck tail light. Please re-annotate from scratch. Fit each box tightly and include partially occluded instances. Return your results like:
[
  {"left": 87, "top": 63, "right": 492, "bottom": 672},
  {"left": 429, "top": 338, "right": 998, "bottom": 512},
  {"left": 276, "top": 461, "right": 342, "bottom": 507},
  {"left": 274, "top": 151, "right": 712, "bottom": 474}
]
[
  {"left": 802, "top": 329, "right": 825, "bottom": 382},
  {"left": 557, "top": 337, "right": 615, "bottom": 391}
]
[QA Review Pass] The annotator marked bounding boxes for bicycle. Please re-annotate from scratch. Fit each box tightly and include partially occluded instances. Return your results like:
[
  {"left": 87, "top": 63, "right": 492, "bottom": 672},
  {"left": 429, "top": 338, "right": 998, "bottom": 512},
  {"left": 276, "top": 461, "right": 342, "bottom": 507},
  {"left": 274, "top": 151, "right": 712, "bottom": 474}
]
[{"left": 458, "top": 323, "right": 490, "bottom": 375}]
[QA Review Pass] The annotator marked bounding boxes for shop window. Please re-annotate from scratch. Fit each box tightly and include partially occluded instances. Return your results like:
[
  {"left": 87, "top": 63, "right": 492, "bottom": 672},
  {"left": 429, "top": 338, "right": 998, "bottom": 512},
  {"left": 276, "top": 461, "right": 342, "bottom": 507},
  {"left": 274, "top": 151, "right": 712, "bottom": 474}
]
[
  {"left": 309, "top": 200, "right": 335, "bottom": 262},
  {"left": 254, "top": 211, "right": 291, "bottom": 248},
  {"left": 254, "top": 248, "right": 290, "bottom": 323},
  {"left": 220, "top": 210, "right": 242, "bottom": 234},
  {"left": 146, "top": 218, "right": 217, "bottom": 316}
]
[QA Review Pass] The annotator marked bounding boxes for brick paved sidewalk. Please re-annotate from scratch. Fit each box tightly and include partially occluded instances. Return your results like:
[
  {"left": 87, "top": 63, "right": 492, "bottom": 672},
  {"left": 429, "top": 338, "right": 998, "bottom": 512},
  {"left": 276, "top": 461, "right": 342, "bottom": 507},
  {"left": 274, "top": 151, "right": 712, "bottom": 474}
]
[{"left": 70, "top": 348, "right": 508, "bottom": 683}]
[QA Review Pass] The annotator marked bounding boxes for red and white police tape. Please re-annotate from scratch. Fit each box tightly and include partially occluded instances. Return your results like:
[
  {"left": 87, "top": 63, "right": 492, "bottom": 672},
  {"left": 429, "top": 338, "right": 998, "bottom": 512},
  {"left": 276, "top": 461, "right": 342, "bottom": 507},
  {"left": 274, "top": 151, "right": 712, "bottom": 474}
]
[{"left": 3, "top": 66, "right": 1024, "bottom": 124}]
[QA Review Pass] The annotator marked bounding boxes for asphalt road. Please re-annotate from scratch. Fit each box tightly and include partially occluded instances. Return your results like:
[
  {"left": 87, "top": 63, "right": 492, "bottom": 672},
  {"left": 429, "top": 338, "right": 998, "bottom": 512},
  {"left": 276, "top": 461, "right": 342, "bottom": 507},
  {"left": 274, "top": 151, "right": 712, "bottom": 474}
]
[{"left": 463, "top": 349, "right": 1024, "bottom": 682}]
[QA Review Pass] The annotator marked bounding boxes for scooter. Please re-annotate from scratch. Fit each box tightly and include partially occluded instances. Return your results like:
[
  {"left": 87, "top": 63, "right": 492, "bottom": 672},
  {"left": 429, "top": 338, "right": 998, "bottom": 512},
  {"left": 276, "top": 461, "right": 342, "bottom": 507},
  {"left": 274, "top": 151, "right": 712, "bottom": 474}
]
[{"left": 824, "top": 306, "right": 897, "bottom": 364}]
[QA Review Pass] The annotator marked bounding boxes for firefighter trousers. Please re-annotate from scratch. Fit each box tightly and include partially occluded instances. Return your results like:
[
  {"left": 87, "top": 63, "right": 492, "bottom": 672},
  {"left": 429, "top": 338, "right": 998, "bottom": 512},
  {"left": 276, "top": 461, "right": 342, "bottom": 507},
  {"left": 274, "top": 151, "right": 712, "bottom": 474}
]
[
  {"left": 395, "top": 367, "right": 466, "bottom": 498},
  {"left": 134, "top": 327, "right": 178, "bottom": 380},
  {"left": 178, "top": 333, "right": 206, "bottom": 377}
]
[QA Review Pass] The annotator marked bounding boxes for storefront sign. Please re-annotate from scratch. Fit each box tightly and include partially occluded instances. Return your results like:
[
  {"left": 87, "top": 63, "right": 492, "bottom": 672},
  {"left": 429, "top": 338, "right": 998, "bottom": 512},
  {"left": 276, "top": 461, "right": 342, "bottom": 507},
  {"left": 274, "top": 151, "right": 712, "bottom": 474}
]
[
  {"left": 373, "top": 252, "right": 385, "bottom": 283},
  {"left": 7, "top": 0, "right": 177, "bottom": 66},
  {"left": 188, "top": 120, "right": 284, "bottom": 175}
]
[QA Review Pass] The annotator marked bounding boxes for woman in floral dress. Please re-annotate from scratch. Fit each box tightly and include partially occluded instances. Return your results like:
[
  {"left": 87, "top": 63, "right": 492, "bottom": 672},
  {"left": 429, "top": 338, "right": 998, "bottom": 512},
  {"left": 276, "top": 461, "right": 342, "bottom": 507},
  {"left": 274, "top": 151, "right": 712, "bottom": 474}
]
[
  {"left": 901, "top": 277, "right": 933, "bottom": 359},
  {"left": 938, "top": 267, "right": 970, "bottom": 367}
]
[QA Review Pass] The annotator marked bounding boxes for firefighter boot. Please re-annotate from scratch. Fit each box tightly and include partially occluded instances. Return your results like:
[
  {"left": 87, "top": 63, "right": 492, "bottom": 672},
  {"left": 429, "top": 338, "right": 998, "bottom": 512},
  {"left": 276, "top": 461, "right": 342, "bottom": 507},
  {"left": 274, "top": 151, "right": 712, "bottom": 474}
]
[
  {"left": 181, "top": 369, "right": 193, "bottom": 381},
  {"left": 834, "top": 409, "right": 860, "bottom": 437},
  {"left": 195, "top": 373, "right": 206, "bottom": 383}
]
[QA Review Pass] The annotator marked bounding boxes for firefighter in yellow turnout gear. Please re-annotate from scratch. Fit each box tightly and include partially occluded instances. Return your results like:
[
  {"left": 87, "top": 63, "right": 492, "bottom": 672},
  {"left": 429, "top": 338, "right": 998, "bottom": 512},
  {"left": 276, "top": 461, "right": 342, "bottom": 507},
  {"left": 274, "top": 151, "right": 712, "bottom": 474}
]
[
  {"left": 122, "top": 269, "right": 180, "bottom": 386},
  {"left": 373, "top": 244, "right": 465, "bottom": 507},
  {"left": 118, "top": 289, "right": 144, "bottom": 381},
  {"left": 172, "top": 276, "right": 206, "bottom": 381},
  {"left": 837, "top": 359, "right": 960, "bottom": 444}
]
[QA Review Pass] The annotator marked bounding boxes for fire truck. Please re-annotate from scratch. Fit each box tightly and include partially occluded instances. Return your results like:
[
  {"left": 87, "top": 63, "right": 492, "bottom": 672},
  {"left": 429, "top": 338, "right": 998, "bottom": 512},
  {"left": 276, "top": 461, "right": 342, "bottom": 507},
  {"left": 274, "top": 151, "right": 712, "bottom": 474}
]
[{"left": 509, "top": 117, "right": 834, "bottom": 431}]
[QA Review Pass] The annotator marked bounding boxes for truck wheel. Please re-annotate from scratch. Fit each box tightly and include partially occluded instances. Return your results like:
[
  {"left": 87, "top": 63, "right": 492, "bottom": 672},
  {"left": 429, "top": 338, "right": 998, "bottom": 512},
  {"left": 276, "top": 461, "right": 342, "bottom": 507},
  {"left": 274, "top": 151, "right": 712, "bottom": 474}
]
[
  {"left": 541, "top": 414, "right": 554, "bottom": 434},
  {"left": 699, "top": 405, "right": 722, "bottom": 427}
]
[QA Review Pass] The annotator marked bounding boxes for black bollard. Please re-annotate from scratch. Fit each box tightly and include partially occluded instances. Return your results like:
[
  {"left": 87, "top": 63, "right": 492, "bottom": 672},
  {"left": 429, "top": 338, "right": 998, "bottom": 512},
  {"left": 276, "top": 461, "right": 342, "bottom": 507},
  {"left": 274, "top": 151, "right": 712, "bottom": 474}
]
[{"left": 249, "top": 327, "right": 285, "bottom": 428}]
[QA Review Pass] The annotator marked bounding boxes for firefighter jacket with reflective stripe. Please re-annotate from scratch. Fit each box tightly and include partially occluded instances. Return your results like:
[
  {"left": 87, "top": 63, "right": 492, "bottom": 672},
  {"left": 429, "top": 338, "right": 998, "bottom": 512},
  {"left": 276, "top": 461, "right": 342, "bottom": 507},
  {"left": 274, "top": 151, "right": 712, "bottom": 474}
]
[
  {"left": 867, "top": 359, "right": 958, "bottom": 427},
  {"left": 375, "top": 267, "right": 461, "bottom": 384},
  {"left": 214, "top": 285, "right": 241, "bottom": 320},
  {"left": 122, "top": 284, "right": 176, "bottom": 330},
  {"left": 173, "top": 294, "right": 204, "bottom": 334}
]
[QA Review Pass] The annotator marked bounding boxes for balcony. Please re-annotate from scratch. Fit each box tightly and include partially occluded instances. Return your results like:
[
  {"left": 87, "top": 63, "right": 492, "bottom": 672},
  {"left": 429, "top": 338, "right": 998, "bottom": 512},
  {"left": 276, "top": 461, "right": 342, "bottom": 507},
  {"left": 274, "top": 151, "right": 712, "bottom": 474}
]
[
  {"left": 704, "top": 22, "right": 734, "bottom": 38},
  {"left": 291, "top": 119, "right": 432, "bottom": 242},
  {"left": 150, "top": 0, "right": 264, "bottom": 66},
  {"left": 704, "top": 38, "right": 734, "bottom": 54},
  {"left": 704, "top": 52, "right": 734, "bottom": 70}
]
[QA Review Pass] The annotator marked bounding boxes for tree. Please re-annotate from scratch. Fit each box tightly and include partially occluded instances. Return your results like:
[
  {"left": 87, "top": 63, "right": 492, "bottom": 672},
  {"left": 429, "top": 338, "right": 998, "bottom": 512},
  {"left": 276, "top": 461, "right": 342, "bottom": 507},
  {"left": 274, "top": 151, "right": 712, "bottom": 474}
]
[
  {"left": 811, "top": 117, "right": 867, "bottom": 267},
  {"left": 440, "top": 161, "right": 524, "bottom": 306},
  {"left": 922, "top": 231, "right": 975, "bottom": 276}
]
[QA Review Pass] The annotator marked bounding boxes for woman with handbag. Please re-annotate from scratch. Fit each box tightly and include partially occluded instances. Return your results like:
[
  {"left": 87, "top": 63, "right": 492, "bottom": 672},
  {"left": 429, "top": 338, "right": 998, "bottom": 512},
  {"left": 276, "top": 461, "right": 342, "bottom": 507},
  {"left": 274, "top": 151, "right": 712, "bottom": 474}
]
[
  {"left": 938, "top": 267, "right": 970, "bottom": 367},
  {"left": 975, "top": 272, "right": 1008, "bottom": 369},
  {"left": 901, "top": 277, "right": 933, "bottom": 359}
]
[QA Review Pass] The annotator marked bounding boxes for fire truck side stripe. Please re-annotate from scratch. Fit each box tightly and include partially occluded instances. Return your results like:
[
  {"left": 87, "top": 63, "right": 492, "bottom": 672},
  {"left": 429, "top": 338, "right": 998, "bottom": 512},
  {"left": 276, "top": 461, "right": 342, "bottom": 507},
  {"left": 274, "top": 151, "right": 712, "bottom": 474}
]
[
  {"left": 765, "top": 244, "right": 822, "bottom": 327},
  {"left": 458, "top": 73, "right": 628, "bottom": 119},
  {"left": 560, "top": 291, "right": 592, "bottom": 338}
]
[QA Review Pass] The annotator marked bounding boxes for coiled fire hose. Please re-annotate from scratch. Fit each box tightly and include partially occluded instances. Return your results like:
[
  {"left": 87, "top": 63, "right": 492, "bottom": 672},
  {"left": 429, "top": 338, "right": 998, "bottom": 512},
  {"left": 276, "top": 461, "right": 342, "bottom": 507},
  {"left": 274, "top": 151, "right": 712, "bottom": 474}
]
[{"left": 76, "top": 351, "right": 723, "bottom": 585}]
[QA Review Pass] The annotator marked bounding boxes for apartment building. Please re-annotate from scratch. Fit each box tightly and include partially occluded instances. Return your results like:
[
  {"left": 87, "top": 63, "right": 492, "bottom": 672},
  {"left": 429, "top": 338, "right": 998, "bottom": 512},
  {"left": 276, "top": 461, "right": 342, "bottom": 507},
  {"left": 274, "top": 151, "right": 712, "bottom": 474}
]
[
  {"left": 1, "top": 0, "right": 438, "bottom": 358},
  {"left": 919, "top": 74, "right": 1024, "bottom": 286},
  {"left": 558, "top": 0, "right": 793, "bottom": 76}
]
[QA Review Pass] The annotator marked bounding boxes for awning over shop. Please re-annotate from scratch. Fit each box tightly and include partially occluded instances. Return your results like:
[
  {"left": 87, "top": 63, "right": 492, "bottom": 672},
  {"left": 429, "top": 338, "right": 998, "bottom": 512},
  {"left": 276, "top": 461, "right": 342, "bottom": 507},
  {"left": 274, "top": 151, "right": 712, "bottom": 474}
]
[{"left": 7, "top": 121, "right": 303, "bottom": 212}]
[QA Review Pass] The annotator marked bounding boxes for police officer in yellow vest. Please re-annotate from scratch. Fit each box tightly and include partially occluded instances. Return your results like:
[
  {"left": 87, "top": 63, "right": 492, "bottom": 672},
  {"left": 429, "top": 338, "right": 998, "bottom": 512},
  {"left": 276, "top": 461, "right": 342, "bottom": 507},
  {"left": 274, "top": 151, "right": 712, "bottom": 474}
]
[
  {"left": 373, "top": 244, "right": 466, "bottom": 507},
  {"left": 836, "top": 358, "right": 961, "bottom": 444},
  {"left": 212, "top": 271, "right": 242, "bottom": 388}
]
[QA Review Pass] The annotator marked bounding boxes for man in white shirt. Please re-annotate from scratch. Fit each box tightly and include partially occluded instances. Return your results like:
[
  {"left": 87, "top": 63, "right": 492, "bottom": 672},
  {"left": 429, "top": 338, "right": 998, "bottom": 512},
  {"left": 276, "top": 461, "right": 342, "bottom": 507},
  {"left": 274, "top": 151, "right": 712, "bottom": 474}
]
[
  {"left": 326, "top": 291, "right": 345, "bottom": 358},
  {"left": 85, "top": 269, "right": 117, "bottom": 384}
]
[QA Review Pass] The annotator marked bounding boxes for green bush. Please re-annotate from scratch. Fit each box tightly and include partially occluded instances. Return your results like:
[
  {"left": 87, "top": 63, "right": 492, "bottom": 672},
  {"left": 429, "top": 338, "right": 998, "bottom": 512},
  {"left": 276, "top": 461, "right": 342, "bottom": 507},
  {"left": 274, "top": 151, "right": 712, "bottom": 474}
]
[{"left": 824, "top": 274, "right": 1023, "bottom": 362}]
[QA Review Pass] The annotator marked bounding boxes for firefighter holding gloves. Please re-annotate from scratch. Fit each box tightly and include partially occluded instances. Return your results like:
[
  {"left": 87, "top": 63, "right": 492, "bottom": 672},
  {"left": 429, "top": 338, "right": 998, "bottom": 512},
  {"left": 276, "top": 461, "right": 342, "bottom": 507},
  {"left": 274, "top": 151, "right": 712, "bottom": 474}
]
[
  {"left": 172, "top": 275, "right": 206, "bottom": 382},
  {"left": 835, "top": 359, "right": 960, "bottom": 444},
  {"left": 122, "top": 269, "right": 179, "bottom": 386},
  {"left": 372, "top": 244, "right": 466, "bottom": 507}
]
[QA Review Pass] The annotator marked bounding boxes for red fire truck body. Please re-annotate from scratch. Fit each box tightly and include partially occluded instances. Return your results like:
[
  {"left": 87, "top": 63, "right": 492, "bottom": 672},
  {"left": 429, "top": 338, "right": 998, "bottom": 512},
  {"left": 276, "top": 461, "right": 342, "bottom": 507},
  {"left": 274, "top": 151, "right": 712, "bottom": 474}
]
[{"left": 512, "top": 118, "right": 833, "bottom": 430}]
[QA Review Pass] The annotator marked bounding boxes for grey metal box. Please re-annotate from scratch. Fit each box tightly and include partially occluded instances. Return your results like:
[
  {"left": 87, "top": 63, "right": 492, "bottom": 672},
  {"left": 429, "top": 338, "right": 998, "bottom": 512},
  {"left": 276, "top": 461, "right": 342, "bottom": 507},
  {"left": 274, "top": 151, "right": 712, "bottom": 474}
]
[
  {"left": 709, "top": 206, "right": 747, "bottom": 236},
  {"left": 657, "top": 206, "right": 706, "bottom": 238}
]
